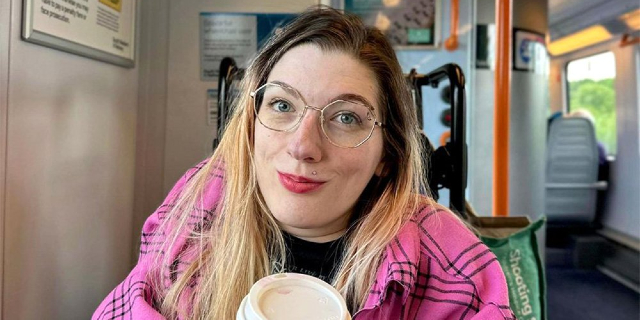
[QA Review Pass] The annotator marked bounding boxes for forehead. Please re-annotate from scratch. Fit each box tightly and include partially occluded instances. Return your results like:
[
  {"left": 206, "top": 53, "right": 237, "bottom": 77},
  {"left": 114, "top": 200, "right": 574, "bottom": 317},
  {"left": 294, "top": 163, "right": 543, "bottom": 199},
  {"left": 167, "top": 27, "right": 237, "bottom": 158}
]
[{"left": 266, "top": 44, "right": 380, "bottom": 111}]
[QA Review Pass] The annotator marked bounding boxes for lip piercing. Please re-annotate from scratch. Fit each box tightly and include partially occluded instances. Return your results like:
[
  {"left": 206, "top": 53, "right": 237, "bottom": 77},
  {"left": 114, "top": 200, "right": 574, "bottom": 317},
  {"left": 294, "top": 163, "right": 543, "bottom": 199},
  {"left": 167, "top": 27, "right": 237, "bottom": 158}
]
[{"left": 312, "top": 171, "right": 317, "bottom": 175}]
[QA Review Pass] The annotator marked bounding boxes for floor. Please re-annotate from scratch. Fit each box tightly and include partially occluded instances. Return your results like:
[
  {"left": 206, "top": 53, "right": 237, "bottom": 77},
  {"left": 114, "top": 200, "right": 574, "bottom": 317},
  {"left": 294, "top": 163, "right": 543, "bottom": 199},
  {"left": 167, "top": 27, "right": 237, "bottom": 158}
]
[{"left": 546, "top": 265, "right": 639, "bottom": 319}]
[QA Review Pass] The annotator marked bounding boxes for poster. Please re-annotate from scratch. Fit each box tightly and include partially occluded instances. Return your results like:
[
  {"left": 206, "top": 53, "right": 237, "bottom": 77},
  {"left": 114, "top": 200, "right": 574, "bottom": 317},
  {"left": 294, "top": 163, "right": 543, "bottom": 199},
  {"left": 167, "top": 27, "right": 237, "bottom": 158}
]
[
  {"left": 344, "top": 0, "right": 440, "bottom": 48},
  {"left": 22, "top": 0, "right": 136, "bottom": 67},
  {"left": 200, "top": 14, "right": 257, "bottom": 81},
  {"left": 200, "top": 13, "right": 296, "bottom": 81},
  {"left": 513, "top": 28, "right": 547, "bottom": 72}
]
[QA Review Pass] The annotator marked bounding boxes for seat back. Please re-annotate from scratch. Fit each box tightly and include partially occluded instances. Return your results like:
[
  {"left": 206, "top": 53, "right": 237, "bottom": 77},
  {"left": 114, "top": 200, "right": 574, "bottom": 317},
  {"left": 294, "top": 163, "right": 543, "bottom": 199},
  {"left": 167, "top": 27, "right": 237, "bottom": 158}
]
[{"left": 545, "top": 117, "right": 601, "bottom": 223}]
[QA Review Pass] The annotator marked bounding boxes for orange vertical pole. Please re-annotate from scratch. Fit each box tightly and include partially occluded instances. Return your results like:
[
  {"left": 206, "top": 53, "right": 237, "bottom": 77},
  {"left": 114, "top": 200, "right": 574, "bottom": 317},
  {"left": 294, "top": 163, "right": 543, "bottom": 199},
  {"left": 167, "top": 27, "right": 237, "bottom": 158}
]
[{"left": 493, "top": 0, "right": 512, "bottom": 217}]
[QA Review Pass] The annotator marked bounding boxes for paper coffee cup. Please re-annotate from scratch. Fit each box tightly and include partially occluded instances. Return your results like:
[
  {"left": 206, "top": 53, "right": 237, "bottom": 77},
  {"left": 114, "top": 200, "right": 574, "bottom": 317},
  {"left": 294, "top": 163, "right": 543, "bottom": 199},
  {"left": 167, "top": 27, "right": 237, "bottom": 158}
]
[{"left": 237, "top": 273, "right": 351, "bottom": 320}]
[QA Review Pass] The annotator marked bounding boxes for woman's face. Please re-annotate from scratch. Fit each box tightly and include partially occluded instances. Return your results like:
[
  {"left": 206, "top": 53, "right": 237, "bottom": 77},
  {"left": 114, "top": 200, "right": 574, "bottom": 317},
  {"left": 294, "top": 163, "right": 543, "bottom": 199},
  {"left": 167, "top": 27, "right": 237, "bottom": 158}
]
[{"left": 254, "top": 44, "right": 385, "bottom": 242}]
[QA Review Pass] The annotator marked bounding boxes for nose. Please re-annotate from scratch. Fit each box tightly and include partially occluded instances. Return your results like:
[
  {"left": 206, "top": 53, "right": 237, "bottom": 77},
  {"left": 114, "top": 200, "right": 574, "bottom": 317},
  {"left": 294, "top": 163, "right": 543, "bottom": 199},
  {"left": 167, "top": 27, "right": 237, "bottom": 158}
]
[{"left": 286, "top": 108, "right": 324, "bottom": 162}]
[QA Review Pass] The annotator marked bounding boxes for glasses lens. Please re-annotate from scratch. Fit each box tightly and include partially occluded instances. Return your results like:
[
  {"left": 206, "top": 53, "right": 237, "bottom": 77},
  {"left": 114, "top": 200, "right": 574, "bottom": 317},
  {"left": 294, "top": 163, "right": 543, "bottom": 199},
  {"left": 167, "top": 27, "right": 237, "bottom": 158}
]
[
  {"left": 254, "top": 84, "right": 304, "bottom": 131},
  {"left": 322, "top": 101, "right": 376, "bottom": 148}
]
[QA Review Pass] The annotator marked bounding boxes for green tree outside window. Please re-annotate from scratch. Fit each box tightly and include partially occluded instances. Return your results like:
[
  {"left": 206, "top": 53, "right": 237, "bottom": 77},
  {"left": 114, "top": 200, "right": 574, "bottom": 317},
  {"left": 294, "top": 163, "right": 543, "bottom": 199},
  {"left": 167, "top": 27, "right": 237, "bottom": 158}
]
[{"left": 567, "top": 52, "right": 617, "bottom": 155}]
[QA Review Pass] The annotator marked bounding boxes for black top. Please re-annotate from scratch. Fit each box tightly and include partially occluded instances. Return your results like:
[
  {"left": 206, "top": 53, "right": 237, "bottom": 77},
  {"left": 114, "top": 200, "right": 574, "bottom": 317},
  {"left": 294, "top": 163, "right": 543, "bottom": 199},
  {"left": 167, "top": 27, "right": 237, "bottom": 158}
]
[{"left": 282, "top": 232, "right": 347, "bottom": 283}]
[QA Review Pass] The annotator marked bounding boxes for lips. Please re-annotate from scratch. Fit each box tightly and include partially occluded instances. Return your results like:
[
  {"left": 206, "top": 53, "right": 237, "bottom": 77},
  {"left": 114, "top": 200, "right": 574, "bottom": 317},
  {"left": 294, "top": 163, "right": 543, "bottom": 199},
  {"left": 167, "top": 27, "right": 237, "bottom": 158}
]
[{"left": 277, "top": 171, "right": 326, "bottom": 194}]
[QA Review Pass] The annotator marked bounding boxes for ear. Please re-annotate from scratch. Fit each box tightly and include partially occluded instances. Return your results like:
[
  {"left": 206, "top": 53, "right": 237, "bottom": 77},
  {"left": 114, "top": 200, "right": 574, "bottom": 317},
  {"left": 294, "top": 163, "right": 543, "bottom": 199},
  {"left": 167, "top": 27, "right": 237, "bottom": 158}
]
[{"left": 374, "top": 160, "right": 386, "bottom": 177}]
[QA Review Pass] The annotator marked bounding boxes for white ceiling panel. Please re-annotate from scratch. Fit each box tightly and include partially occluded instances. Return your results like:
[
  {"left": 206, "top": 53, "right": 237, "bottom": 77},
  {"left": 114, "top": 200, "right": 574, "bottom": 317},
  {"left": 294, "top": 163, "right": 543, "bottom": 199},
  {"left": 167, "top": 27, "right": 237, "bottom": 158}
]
[{"left": 548, "top": 0, "right": 639, "bottom": 41}]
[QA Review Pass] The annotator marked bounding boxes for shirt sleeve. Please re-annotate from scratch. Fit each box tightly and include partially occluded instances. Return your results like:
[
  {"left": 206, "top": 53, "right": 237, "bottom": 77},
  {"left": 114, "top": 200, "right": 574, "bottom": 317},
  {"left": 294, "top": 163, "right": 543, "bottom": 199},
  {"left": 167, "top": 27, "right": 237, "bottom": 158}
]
[
  {"left": 92, "top": 162, "right": 206, "bottom": 320},
  {"left": 433, "top": 208, "right": 517, "bottom": 320},
  {"left": 470, "top": 302, "right": 517, "bottom": 320},
  {"left": 410, "top": 206, "right": 517, "bottom": 320}
]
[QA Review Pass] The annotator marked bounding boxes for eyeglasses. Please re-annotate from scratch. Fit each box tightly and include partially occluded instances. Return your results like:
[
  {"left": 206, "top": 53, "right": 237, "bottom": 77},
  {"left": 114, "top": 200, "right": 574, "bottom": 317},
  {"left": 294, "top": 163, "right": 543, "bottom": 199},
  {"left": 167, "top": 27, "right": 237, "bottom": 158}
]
[{"left": 250, "top": 82, "right": 384, "bottom": 148}]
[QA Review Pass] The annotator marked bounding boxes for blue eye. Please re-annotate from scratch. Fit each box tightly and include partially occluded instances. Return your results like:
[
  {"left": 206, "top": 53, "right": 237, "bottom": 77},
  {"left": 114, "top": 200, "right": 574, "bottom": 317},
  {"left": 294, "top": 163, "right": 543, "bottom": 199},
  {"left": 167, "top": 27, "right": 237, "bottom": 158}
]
[
  {"left": 333, "top": 112, "right": 360, "bottom": 125},
  {"left": 271, "top": 100, "right": 293, "bottom": 112},
  {"left": 340, "top": 114, "right": 355, "bottom": 124}
]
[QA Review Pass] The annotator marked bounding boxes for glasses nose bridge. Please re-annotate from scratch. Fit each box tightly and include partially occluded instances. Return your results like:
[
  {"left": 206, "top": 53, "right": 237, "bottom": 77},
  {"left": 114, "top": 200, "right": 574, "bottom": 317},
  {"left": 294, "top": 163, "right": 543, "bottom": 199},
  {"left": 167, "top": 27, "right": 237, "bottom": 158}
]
[
  {"left": 302, "top": 104, "right": 324, "bottom": 115},
  {"left": 291, "top": 104, "right": 326, "bottom": 138},
  {"left": 298, "top": 104, "right": 325, "bottom": 123}
]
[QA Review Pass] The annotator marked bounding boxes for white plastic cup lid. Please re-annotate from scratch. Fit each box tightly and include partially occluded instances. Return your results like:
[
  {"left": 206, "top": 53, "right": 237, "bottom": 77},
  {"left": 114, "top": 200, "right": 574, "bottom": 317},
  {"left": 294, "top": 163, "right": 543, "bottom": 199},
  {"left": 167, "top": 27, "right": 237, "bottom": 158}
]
[{"left": 236, "top": 273, "right": 351, "bottom": 320}]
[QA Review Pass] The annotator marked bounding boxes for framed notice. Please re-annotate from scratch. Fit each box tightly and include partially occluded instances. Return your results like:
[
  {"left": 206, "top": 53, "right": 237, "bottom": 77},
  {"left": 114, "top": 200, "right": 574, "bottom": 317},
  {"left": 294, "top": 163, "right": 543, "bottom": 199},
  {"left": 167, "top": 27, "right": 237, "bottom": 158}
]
[
  {"left": 513, "top": 28, "right": 546, "bottom": 72},
  {"left": 22, "top": 0, "right": 137, "bottom": 68},
  {"left": 344, "top": 0, "right": 441, "bottom": 49},
  {"left": 200, "top": 12, "right": 296, "bottom": 81}
]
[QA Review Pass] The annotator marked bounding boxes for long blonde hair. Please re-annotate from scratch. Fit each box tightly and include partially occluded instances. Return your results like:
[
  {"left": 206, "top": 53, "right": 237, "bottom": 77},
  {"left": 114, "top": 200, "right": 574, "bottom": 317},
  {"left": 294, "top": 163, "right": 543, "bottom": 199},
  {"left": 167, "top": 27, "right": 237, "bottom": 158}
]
[{"left": 152, "top": 6, "right": 431, "bottom": 319}]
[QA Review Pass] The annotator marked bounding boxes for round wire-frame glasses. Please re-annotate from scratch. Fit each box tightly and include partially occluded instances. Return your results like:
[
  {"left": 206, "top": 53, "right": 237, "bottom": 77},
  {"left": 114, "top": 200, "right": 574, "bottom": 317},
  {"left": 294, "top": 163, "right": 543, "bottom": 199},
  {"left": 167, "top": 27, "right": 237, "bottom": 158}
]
[{"left": 250, "top": 82, "right": 385, "bottom": 148}]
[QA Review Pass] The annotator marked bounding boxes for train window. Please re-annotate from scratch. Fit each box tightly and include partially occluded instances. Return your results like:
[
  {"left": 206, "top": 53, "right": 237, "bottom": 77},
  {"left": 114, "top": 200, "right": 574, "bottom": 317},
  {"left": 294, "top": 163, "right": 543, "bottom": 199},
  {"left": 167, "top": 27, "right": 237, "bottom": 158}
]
[{"left": 566, "top": 51, "right": 617, "bottom": 156}]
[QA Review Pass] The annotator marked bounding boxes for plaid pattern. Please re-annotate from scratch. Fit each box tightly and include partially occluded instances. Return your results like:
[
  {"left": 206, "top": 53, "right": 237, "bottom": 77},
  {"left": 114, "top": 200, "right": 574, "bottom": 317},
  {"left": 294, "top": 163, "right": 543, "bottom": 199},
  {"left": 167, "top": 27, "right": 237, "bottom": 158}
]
[
  {"left": 93, "top": 161, "right": 515, "bottom": 319},
  {"left": 357, "top": 208, "right": 516, "bottom": 319}
]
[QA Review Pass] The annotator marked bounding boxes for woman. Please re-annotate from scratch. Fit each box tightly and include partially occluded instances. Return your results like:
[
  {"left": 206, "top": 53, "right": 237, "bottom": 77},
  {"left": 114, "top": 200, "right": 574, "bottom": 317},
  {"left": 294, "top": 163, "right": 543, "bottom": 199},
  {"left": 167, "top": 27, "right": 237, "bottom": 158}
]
[{"left": 93, "top": 7, "right": 514, "bottom": 320}]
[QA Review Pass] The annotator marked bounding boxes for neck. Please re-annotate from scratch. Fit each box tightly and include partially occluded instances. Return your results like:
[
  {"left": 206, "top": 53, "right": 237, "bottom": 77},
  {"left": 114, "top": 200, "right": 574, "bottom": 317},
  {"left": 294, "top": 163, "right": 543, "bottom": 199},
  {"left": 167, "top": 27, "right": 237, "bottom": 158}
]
[
  {"left": 298, "top": 229, "right": 346, "bottom": 243},
  {"left": 278, "top": 209, "right": 352, "bottom": 243},
  {"left": 280, "top": 225, "right": 347, "bottom": 243}
]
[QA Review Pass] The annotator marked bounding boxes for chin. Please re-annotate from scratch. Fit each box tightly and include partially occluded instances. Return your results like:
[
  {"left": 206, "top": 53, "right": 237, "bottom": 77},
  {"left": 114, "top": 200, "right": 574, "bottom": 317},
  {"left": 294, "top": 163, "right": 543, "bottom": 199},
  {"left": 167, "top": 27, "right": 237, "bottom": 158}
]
[{"left": 272, "top": 212, "right": 319, "bottom": 229}]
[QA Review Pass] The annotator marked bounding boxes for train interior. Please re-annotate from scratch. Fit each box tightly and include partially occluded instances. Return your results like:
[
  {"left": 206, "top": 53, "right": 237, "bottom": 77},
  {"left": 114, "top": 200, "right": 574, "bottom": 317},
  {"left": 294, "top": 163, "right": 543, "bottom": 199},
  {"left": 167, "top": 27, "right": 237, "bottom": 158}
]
[{"left": 0, "top": 0, "right": 638, "bottom": 319}]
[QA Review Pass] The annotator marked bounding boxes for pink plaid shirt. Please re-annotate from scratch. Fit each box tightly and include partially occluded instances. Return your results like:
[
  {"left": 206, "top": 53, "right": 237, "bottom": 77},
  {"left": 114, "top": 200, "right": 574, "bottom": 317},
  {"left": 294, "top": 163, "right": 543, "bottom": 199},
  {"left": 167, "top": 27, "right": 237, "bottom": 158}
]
[{"left": 93, "top": 161, "right": 515, "bottom": 320}]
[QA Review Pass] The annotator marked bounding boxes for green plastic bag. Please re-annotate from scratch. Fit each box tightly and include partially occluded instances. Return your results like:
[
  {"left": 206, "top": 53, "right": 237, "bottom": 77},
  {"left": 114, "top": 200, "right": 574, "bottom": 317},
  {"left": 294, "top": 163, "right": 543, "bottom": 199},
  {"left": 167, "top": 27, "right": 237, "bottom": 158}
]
[{"left": 479, "top": 218, "right": 547, "bottom": 320}]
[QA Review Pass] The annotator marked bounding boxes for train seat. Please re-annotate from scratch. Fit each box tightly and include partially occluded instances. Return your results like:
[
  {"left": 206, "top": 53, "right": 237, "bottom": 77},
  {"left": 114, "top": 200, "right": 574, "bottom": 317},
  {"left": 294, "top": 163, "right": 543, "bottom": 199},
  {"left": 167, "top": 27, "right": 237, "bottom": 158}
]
[{"left": 545, "top": 117, "right": 608, "bottom": 225}]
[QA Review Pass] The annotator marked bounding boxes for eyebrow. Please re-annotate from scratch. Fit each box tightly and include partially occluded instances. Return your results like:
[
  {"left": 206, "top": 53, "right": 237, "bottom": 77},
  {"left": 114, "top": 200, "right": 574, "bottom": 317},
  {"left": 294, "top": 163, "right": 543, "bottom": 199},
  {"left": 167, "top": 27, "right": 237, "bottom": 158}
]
[
  {"left": 270, "top": 80, "right": 301, "bottom": 99},
  {"left": 269, "top": 80, "right": 376, "bottom": 110},
  {"left": 330, "top": 93, "right": 375, "bottom": 110}
]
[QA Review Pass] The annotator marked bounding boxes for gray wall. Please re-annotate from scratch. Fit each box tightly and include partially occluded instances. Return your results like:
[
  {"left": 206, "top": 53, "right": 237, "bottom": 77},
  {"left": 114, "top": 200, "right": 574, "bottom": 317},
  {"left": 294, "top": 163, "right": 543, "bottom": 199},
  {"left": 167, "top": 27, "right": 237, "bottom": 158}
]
[
  {"left": 133, "top": 0, "right": 171, "bottom": 263},
  {"left": 469, "top": 0, "right": 549, "bottom": 221},
  {"left": 508, "top": 0, "right": 548, "bottom": 221},
  {"left": 0, "top": 0, "right": 10, "bottom": 313},
  {"left": 468, "top": 0, "right": 495, "bottom": 216},
  {"left": 1, "top": 0, "right": 139, "bottom": 319}
]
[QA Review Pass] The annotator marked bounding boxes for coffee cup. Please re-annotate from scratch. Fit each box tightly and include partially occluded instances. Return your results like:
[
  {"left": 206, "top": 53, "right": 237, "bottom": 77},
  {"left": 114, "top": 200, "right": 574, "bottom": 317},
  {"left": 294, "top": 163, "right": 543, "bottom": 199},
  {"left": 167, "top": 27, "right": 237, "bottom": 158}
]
[{"left": 237, "top": 273, "right": 351, "bottom": 320}]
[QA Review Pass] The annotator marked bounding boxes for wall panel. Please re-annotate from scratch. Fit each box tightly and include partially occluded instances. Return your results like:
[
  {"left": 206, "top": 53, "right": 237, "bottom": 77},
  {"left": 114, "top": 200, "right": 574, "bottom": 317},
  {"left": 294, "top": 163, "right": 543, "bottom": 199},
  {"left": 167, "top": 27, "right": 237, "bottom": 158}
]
[{"left": 3, "top": 0, "right": 139, "bottom": 318}]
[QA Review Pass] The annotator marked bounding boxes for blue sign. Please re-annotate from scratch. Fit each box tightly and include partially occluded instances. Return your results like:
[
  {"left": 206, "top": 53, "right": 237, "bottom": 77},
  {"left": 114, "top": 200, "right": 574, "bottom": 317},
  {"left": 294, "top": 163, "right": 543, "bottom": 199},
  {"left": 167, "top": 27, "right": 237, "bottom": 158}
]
[{"left": 200, "top": 12, "right": 296, "bottom": 80}]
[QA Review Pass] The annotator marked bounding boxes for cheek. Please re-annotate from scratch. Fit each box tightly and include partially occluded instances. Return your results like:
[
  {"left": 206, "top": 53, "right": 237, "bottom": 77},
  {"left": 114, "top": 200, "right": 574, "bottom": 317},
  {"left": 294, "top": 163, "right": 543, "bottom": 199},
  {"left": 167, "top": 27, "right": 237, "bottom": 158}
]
[
  {"left": 340, "top": 145, "right": 384, "bottom": 183},
  {"left": 365, "top": 135, "right": 385, "bottom": 171},
  {"left": 254, "top": 125, "right": 283, "bottom": 168},
  {"left": 254, "top": 125, "right": 271, "bottom": 158}
]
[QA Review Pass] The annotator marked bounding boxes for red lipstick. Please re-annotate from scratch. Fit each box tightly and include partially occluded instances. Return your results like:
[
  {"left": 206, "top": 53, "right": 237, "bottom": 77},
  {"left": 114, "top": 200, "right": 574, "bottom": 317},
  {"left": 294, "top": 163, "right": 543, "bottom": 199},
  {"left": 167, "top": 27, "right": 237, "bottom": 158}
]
[{"left": 277, "top": 171, "right": 325, "bottom": 194}]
